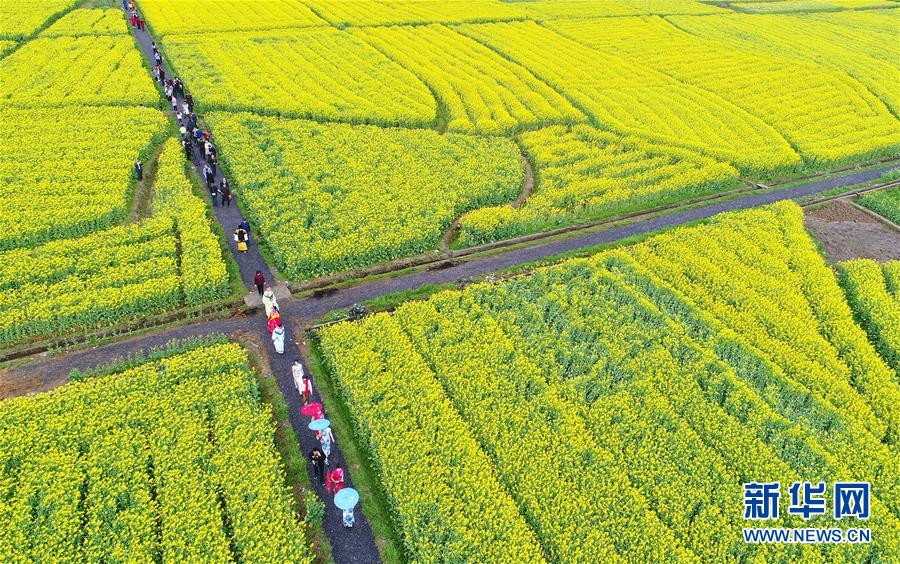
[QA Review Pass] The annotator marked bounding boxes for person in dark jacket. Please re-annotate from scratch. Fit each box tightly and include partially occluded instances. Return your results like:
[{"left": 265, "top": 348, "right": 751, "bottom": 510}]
[
  {"left": 220, "top": 180, "right": 232, "bottom": 207},
  {"left": 254, "top": 271, "right": 266, "bottom": 296},
  {"left": 309, "top": 447, "right": 326, "bottom": 485},
  {"left": 238, "top": 218, "right": 251, "bottom": 241},
  {"left": 185, "top": 92, "right": 194, "bottom": 112},
  {"left": 134, "top": 159, "right": 142, "bottom": 181},
  {"left": 203, "top": 164, "right": 214, "bottom": 188},
  {"left": 183, "top": 137, "right": 192, "bottom": 160}
]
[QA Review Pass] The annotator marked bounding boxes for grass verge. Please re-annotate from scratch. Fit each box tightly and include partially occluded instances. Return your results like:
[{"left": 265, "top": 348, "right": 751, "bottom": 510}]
[{"left": 314, "top": 283, "right": 458, "bottom": 325}]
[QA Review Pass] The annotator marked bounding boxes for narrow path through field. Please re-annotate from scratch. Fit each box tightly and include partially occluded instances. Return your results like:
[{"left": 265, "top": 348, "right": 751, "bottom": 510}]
[{"left": 126, "top": 13, "right": 381, "bottom": 563}]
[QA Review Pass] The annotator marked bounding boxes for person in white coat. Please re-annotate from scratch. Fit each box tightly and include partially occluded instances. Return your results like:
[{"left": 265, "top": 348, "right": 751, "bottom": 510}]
[
  {"left": 292, "top": 359, "right": 312, "bottom": 402},
  {"left": 262, "top": 286, "right": 279, "bottom": 317},
  {"left": 272, "top": 324, "right": 285, "bottom": 354}
]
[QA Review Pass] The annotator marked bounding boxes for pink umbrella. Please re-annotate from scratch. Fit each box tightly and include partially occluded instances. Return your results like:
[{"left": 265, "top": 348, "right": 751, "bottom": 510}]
[{"left": 300, "top": 402, "right": 323, "bottom": 417}]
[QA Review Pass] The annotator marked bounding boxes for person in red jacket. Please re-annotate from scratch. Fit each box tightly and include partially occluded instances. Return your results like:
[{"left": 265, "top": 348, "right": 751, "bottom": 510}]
[
  {"left": 267, "top": 307, "right": 282, "bottom": 333},
  {"left": 327, "top": 465, "right": 345, "bottom": 495},
  {"left": 253, "top": 271, "right": 265, "bottom": 296}
]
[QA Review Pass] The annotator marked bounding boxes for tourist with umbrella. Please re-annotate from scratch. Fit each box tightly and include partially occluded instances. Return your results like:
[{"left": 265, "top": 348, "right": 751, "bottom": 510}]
[
  {"left": 267, "top": 306, "right": 282, "bottom": 333},
  {"left": 301, "top": 401, "right": 324, "bottom": 423},
  {"left": 310, "top": 419, "right": 334, "bottom": 465},
  {"left": 335, "top": 488, "right": 359, "bottom": 528}
]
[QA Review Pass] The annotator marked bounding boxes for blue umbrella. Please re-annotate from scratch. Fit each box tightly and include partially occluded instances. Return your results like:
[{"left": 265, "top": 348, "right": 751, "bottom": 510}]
[
  {"left": 334, "top": 488, "right": 359, "bottom": 510},
  {"left": 308, "top": 418, "right": 331, "bottom": 432}
]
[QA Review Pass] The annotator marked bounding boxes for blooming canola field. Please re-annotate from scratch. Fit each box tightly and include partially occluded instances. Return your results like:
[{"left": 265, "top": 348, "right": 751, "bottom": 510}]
[
  {"left": 2, "top": 0, "right": 899, "bottom": 562},
  {"left": 143, "top": 0, "right": 899, "bottom": 279},
  {"left": 0, "top": 6, "right": 230, "bottom": 348},
  {"left": 319, "top": 201, "right": 900, "bottom": 561},
  {"left": 0, "top": 342, "right": 311, "bottom": 561}
]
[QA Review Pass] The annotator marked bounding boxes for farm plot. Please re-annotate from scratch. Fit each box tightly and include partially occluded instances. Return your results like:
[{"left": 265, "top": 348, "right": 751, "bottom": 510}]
[
  {"left": 353, "top": 24, "right": 582, "bottom": 133},
  {"left": 457, "top": 21, "right": 800, "bottom": 173},
  {"left": 668, "top": 12, "right": 900, "bottom": 115},
  {"left": 160, "top": 28, "right": 436, "bottom": 126},
  {"left": 0, "top": 135, "right": 230, "bottom": 346},
  {"left": 207, "top": 111, "right": 522, "bottom": 280},
  {"left": 807, "top": 6, "right": 900, "bottom": 33},
  {"left": 0, "top": 35, "right": 158, "bottom": 108},
  {"left": 0, "top": 341, "right": 310, "bottom": 562},
  {"left": 838, "top": 259, "right": 900, "bottom": 371},
  {"left": 0, "top": 106, "right": 168, "bottom": 250},
  {"left": 0, "top": 0, "right": 79, "bottom": 39},
  {"left": 0, "top": 40, "right": 16, "bottom": 58},
  {"left": 319, "top": 201, "right": 899, "bottom": 561},
  {"left": 301, "top": 0, "right": 527, "bottom": 26},
  {"left": 139, "top": 0, "right": 324, "bottom": 35},
  {"left": 458, "top": 124, "right": 741, "bottom": 245},
  {"left": 858, "top": 185, "right": 900, "bottom": 224},
  {"left": 549, "top": 16, "right": 900, "bottom": 167},
  {"left": 39, "top": 8, "right": 127, "bottom": 37},
  {"left": 729, "top": 0, "right": 895, "bottom": 13}
]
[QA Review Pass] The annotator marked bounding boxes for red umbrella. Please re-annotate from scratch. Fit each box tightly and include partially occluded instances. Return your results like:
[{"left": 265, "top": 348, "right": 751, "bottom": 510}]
[{"left": 300, "top": 402, "right": 323, "bottom": 416}]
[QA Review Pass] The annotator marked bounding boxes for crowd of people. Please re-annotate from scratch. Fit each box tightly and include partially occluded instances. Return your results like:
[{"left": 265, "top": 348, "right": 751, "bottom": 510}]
[
  {"left": 124, "top": 0, "right": 146, "bottom": 30},
  {"left": 124, "top": 0, "right": 358, "bottom": 532},
  {"left": 298, "top": 362, "right": 356, "bottom": 528}
]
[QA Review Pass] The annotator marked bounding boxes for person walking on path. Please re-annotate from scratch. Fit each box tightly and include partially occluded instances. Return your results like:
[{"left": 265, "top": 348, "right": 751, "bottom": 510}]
[
  {"left": 318, "top": 424, "right": 335, "bottom": 465},
  {"left": 262, "top": 286, "right": 279, "bottom": 316},
  {"left": 238, "top": 218, "right": 251, "bottom": 241},
  {"left": 234, "top": 226, "right": 249, "bottom": 253},
  {"left": 134, "top": 159, "right": 142, "bottom": 181},
  {"left": 253, "top": 271, "right": 265, "bottom": 296},
  {"left": 327, "top": 465, "right": 345, "bottom": 495},
  {"left": 203, "top": 164, "right": 214, "bottom": 189},
  {"left": 182, "top": 137, "right": 192, "bottom": 161},
  {"left": 342, "top": 507, "right": 356, "bottom": 528},
  {"left": 220, "top": 179, "right": 232, "bottom": 207},
  {"left": 309, "top": 447, "right": 326, "bottom": 485},
  {"left": 209, "top": 182, "right": 219, "bottom": 207},
  {"left": 185, "top": 92, "right": 193, "bottom": 112},
  {"left": 293, "top": 360, "right": 312, "bottom": 402},
  {"left": 267, "top": 307, "right": 282, "bottom": 333},
  {"left": 272, "top": 324, "right": 286, "bottom": 354}
]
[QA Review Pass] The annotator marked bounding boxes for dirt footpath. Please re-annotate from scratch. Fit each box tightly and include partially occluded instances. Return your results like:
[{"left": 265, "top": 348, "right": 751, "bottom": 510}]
[{"left": 805, "top": 200, "right": 900, "bottom": 263}]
